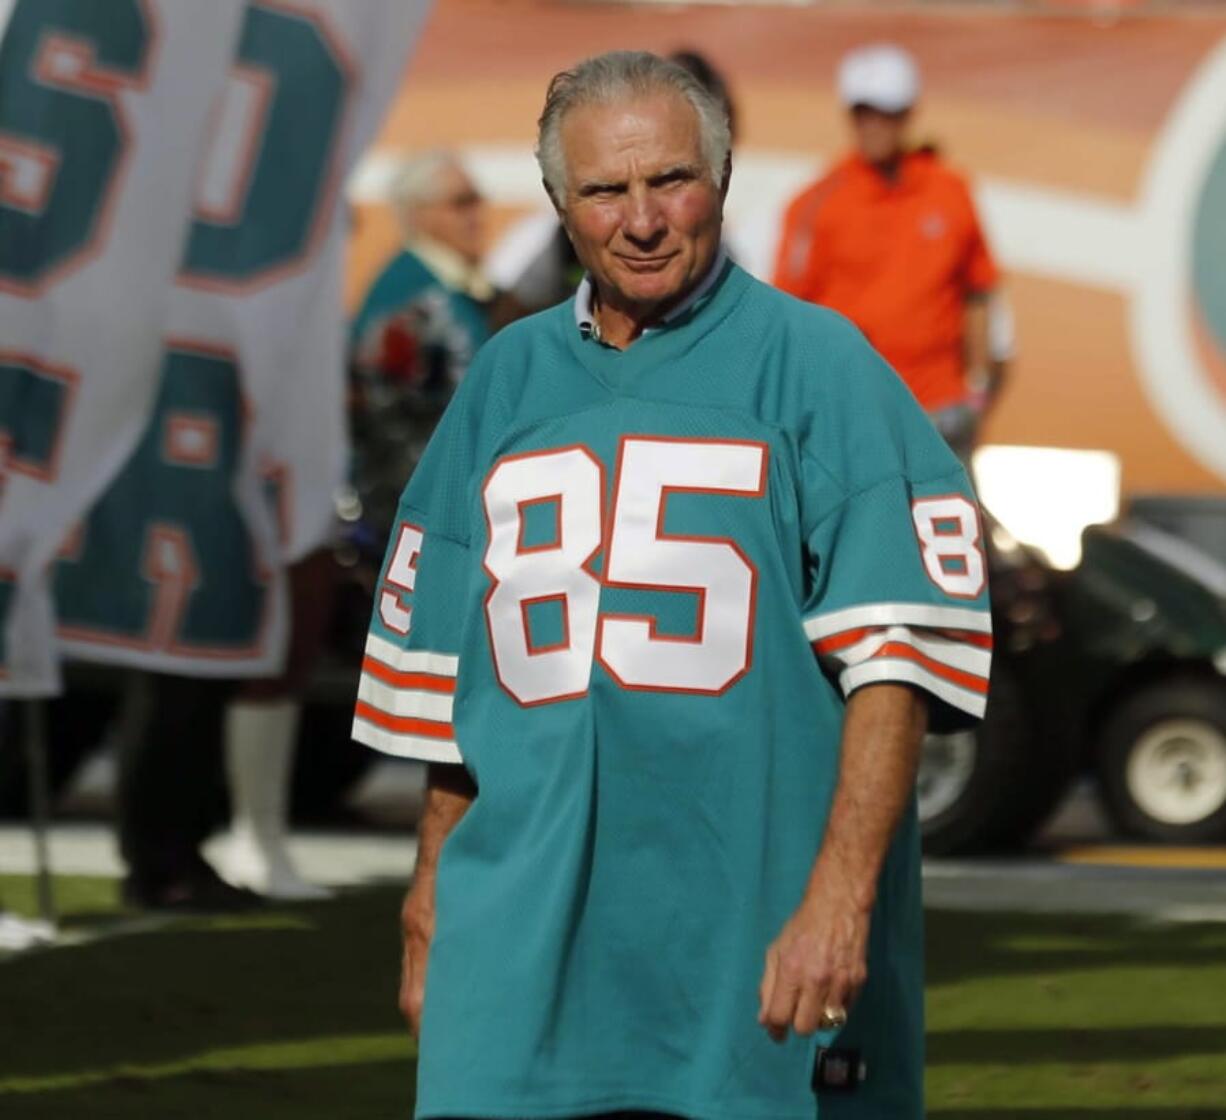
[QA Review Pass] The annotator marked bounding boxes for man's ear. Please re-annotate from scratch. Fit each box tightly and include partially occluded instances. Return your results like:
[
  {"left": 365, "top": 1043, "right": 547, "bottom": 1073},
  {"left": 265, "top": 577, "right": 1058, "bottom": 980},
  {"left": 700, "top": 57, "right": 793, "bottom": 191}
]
[
  {"left": 719, "top": 154, "right": 732, "bottom": 204},
  {"left": 543, "top": 178, "right": 565, "bottom": 218}
]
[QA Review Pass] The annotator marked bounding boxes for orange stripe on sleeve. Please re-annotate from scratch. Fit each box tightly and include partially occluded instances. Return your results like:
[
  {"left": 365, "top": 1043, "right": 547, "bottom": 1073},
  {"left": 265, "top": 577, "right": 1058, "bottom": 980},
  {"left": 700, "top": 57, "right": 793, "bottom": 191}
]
[
  {"left": 933, "top": 629, "right": 994, "bottom": 650},
  {"left": 354, "top": 701, "right": 454, "bottom": 739},
  {"left": 871, "top": 642, "right": 989, "bottom": 695},
  {"left": 813, "top": 627, "right": 875, "bottom": 655},
  {"left": 813, "top": 625, "right": 993, "bottom": 657},
  {"left": 361, "top": 655, "right": 456, "bottom": 694}
]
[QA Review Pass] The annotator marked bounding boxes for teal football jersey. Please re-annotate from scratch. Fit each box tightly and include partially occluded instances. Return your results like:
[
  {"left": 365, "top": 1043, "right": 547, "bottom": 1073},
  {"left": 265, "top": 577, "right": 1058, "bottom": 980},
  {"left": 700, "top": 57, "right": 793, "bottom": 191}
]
[{"left": 352, "top": 261, "right": 991, "bottom": 1120}]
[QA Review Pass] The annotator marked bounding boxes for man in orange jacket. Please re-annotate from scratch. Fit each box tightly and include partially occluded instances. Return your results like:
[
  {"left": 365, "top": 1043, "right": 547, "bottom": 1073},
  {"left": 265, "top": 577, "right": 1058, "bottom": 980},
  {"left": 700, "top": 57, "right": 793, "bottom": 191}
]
[{"left": 774, "top": 44, "right": 1000, "bottom": 457}]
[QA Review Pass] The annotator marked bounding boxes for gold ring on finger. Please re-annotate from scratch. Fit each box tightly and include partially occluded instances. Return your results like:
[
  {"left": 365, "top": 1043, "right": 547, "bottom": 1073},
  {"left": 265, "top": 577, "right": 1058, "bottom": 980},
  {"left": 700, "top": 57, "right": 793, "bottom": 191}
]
[{"left": 819, "top": 1005, "right": 848, "bottom": 1029}]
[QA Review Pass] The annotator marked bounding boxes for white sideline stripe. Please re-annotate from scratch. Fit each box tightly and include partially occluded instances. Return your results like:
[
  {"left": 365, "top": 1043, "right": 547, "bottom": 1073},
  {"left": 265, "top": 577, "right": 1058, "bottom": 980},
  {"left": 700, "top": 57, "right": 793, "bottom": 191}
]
[
  {"left": 351, "top": 145, "right": 1144, "bottom": 292},
  {"left": 352, "top": 716, "right": 462, "bottom": 764},
  {"left": 841, "top": 659, "right": 987, "bottom": 719},
  {"left": 977, "top": 177, "right": 1141, "bottom": 292},
  {"left": 820, "top": 625, "right": 992, "bottom": 678},
  {"left": 358, "top": 674, "right": 454, "bottom": 723},
  {"left": 364, "top": 633, "right": 459, "bottom": 678},
  {"left": 804, "top": 603, "right": 992, "bottom": 642}
]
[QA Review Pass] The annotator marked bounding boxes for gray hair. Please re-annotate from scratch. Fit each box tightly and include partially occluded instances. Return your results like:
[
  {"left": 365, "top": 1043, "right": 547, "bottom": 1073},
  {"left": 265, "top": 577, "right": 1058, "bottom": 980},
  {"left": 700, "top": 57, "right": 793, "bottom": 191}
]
[
  {"left": 389, "top": 150, "right": 462, "bottom": 223},
  {"left": 535, "top": 50, "right": 732, "bottom": 200}
]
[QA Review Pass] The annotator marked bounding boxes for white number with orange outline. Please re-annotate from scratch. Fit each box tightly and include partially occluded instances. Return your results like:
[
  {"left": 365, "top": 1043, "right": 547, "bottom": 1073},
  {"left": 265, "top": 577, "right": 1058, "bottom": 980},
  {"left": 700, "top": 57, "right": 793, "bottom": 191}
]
[
  {"left": 482, "top": 446, "right": 604, "bottom": 705},
  {"left": 911, "top": 496, "right": 986, "bottom": 599},
  {"left": 482, "top": 438, "right": 767, "bottom": 706}
]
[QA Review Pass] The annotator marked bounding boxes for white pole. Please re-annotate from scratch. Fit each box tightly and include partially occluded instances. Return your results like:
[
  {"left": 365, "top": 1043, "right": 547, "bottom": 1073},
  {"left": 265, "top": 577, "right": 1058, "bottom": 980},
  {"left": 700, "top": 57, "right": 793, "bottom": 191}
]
[{"left": 23, "top": 700, "right": 56, "bottom": 929}]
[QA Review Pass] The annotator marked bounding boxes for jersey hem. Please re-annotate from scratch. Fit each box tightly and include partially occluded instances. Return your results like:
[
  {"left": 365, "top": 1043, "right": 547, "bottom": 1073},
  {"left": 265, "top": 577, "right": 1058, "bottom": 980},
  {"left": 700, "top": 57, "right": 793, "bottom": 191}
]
[{"left": 416, "top": 1089, "right": 821, "bottom": 1120}]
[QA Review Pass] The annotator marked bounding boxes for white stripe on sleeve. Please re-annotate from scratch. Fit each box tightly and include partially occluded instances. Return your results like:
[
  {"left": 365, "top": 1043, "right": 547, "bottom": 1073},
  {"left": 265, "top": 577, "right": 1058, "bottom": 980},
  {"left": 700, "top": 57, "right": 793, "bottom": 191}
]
[
  {"left": 351, "top": 716, "right": 464, "bottom": 764},
  {"left": 803, "top": 602, "right": 991, "bottom": 643}
]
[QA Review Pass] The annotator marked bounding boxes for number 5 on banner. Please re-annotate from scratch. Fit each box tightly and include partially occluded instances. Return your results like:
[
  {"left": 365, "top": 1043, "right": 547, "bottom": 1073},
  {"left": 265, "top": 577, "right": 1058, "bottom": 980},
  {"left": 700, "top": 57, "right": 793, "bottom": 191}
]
[{"left": 482, "top": 438, "right": 768, "bottom": 706}]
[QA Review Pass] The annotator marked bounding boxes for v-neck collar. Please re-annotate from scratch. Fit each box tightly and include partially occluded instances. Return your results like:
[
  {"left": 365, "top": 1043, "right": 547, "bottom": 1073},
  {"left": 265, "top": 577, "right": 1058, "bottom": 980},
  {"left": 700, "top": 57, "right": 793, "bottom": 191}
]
[
  {"left": 563, "top": 256, "right": 749, "bottom": 393},
  {"left": 574, "top": 247, "right": 729, "bottom": 344}
]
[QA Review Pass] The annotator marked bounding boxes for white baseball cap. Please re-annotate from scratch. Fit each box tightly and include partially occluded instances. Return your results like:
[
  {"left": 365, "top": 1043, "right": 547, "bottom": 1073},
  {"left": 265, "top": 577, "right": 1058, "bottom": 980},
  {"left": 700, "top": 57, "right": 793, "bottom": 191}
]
[{"left": 838, "top": 44, "right": 921, "bottom": 113}]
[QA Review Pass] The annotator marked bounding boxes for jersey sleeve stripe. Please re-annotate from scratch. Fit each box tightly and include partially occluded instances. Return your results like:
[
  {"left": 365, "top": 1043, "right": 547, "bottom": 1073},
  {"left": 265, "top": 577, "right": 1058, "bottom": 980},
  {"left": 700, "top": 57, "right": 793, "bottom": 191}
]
[
  {"left": 868, "top": 641, "right": 988, "bottom": 694},
  {"left": 841, "top": 658, "right": 987, "bottom": 719},
  {"left": 816, "top": 624, "right": 993, "bottom": 657},
  {"left": 354, "top": 700, "right": 454, "bottom": 740},
  {"left": 358, "top": 674, "right": 454, "bottom": 723},
  {"left": 803, "top": 602, "right": 991, "bottom": 642},
  {"left": 361, "top": 655, "right": 456, "bottom": 694},
  {"left": 934, "top": 629, "right": 993, "bottom": 649},
  {"left": 812, "top": 626, "right": 876, "bottom": 655},
  {"left": 814, "top": 625, "right": 991, "bottom": 678},
  {"left": 352, "top": 716, "right": 463, "bottom": 764},
  {"left": 364, "top": 633, "right": 459, "bottom": 679}
]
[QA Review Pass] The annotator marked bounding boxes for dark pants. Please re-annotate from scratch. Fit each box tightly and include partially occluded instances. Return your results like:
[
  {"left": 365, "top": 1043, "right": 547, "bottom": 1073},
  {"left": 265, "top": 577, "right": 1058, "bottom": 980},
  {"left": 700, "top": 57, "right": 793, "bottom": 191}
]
[
  {"left": 117, "top": 673, "right": 232, "bottom": 887},
  {"left": 117, "top": 551, "right": 337, "bottom": 887}
]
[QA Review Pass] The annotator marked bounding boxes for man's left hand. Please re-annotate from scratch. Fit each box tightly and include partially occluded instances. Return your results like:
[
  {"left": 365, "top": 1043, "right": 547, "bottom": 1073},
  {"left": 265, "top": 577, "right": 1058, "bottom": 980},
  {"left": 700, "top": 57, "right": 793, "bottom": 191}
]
[{"left": 757, "top": 869, "right": 870, "bottom": 1043}]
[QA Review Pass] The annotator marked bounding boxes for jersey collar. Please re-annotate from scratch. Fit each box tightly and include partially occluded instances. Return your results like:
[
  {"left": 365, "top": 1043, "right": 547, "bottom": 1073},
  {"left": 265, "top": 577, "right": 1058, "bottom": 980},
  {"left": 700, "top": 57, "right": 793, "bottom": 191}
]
[{"left": 575, "top": 247, "right": 729, "bottom": 344}]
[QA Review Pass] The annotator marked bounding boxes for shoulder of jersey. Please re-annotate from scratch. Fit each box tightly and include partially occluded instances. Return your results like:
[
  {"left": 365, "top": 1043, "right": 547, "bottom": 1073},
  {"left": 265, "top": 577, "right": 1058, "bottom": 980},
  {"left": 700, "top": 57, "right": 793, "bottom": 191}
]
[
  {"left": 738, "top": 274, "right": 954, "bottom": 481},
  {"left": 477, "top": 300, "right": 569, "bottom": 359},
  {"left": 746, "top": 272, "right": 866, "bottom": 347},
  {"left": 461, "top": 300, "right": 572, "bottom": 400},
  {"left": 741, "top": 275, "right": 913, "bottom": 402}
]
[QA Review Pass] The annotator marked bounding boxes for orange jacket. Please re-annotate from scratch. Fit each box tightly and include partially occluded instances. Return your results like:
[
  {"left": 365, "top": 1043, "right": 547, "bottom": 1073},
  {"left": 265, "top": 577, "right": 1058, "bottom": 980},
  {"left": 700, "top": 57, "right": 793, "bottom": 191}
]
[{"left": 773, "top": 150, "right": 998, "bottom": 411}]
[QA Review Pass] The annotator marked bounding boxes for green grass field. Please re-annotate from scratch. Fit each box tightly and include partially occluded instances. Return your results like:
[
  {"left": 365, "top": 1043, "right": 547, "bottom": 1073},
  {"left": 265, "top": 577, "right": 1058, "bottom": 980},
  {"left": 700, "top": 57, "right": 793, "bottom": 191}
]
[{"left": 2, "top": 874, "right": 1225, "bottom": 1119}]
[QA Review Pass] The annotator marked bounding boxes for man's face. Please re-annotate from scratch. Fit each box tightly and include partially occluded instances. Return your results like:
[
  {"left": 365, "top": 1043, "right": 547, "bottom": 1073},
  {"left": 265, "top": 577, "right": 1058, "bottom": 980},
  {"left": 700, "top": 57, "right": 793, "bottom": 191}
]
[
  {"left": 411, "top": 162, "right": 486, "bottom": 266},
  {"left": 850, "top": 105, "right": 911, "bottom": 165},
  {"left": 555, "top": 92, "right": 725, "bottom": 315}
]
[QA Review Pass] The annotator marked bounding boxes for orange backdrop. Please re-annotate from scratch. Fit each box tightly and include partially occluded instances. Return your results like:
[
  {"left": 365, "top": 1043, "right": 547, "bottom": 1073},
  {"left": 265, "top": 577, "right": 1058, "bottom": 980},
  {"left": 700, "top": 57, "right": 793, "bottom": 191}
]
[{"left": 348, "top": 0, "right": 1226, "bottom": 497}]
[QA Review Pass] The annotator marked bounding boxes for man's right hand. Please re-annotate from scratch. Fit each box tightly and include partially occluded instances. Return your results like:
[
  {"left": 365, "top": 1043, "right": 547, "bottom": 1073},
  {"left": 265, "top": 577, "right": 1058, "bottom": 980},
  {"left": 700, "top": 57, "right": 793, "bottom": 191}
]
[
  {"left": 400, "top": 762, "right": 478, "bottom": 1038},
  {"left": 399, "top": 878, "right": 435, "bottom": 1036}
]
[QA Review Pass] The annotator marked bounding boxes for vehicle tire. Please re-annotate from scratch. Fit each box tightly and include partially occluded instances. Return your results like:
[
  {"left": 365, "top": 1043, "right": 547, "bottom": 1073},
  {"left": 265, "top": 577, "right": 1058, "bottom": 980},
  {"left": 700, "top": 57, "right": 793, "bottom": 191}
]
[
  {"left": 1096, "top": 677, "right": 1226, "bottom": 843},
  {"left": 919, "top": 662, "right": 1073, "bottom": 855}
]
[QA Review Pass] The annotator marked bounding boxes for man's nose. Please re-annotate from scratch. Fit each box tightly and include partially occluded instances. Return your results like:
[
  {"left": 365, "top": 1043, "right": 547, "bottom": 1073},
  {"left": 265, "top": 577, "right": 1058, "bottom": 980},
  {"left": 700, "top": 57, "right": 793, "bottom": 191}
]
[{"left": 622, "top": 187, "right": 666, "bottom": 245}]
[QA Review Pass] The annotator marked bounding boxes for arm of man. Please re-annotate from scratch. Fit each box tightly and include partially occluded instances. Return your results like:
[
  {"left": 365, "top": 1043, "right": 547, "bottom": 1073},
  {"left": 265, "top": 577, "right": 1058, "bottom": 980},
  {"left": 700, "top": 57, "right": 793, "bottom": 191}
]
[
  {"left": 758, "top": 682, "right": 928, "bottom": 1041},
  {"left": 964, "top": 292, "right": 996, "bottom": 406},
  {"left": 401, "top": 762, "right": 478, "bottom": 1036},
  {"left": 772, "top": 184, "right": 824, "bottom": 301}
]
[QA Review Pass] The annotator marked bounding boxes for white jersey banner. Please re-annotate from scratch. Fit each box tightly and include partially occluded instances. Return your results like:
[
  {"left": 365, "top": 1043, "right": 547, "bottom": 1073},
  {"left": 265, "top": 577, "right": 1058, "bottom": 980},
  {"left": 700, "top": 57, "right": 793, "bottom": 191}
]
[
  {"left": 0, "top": 0, "right": 431, "bottom": 695},
  {"left": 0, "top": 0, "right": 246, "bottom": 696}
]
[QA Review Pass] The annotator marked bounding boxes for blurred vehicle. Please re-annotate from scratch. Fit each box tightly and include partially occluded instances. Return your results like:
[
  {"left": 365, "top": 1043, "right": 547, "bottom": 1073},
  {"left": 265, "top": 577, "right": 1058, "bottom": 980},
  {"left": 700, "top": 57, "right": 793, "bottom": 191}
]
[{"left": 920, "top": 504, "right": 1226, "bottom": 853}]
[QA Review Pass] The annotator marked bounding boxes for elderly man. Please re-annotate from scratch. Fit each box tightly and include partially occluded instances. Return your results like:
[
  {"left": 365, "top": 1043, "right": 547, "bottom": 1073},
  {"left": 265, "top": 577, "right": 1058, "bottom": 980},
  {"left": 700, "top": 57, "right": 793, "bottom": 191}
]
[
  {"left": 774, "top": 44, "right": 1002, "bottom": 459},
  {"left": 353, "top": 51, "right": 991, "bottom": 1120},
  {"left": 350, "top": 150, "right": 493, "bottom": 533}
]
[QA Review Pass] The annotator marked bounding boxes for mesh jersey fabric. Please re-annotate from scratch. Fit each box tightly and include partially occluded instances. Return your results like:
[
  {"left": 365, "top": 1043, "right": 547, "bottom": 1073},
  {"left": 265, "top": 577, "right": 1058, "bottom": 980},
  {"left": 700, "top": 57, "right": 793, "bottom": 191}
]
[{"left": 353, "top": 261, "right": 991, "bottom": 1120}]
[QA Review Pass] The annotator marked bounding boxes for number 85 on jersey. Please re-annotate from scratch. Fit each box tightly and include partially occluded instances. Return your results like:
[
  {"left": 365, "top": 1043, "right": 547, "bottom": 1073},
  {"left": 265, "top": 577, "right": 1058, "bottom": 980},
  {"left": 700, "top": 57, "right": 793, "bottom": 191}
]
[{"left": 380, "top": 437, "right": 986, "bottom": 708}]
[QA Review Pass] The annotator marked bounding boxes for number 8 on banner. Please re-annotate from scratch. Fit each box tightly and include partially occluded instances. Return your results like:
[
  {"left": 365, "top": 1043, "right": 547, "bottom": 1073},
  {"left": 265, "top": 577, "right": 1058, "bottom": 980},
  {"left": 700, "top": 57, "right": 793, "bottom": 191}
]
[{"left": 911, "top": 496, "right": 986, "bottom": 599}]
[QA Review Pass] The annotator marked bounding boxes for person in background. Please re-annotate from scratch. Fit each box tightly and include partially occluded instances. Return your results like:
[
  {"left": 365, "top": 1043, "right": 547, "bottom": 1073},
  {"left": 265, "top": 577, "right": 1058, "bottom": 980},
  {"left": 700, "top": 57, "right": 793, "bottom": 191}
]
[
  {"left": 484, "top": 48, "right": 738, "bottom": 326},
  {"left": 217, "top": 154, "right": 496, "bottom": 899},
  {"left": 349, "top": 150, "right": 493, "bottom": 535},
  {"left": 774, "top": 43, "right": 1002, "bottom": 460}
]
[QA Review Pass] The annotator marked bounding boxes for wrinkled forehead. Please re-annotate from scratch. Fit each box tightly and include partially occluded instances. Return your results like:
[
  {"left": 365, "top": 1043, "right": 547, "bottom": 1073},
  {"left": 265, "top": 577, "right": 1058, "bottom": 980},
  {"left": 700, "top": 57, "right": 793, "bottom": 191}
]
[{"left": 559, "top": 91, "right": 705, "bottom": 186}]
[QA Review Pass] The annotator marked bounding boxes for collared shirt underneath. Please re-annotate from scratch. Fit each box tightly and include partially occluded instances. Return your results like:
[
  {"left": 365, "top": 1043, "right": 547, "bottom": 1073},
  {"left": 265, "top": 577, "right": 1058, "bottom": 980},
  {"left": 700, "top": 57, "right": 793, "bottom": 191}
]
[
  {"left": 405, "top": 234, "right": 495, "bottom": 303},
  {"left": 574, "top": 247, "right": 728, "bottom": 343}
]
